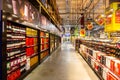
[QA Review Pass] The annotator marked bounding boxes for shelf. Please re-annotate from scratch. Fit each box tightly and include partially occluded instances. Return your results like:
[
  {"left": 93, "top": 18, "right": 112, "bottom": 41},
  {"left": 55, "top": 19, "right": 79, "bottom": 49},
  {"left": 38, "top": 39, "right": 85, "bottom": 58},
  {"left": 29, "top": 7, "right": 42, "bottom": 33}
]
[
  {"left": 29, "top": 53, "right": 38, "bottom": 58},
  {"left": 7, "top": 38, "right": 25, "bottom": 41},
  {"left": 40, "top": 36, "right": 49, "bottom": 38},
  {"left": 88, "top": 54, "right": 120, "bottom": 79},
  {"left": 41, "top": 48, "right": 49, "bottom": 52},
  {"left": 36, "top": 0, "right": 61, "bottom": 32},
  {"left": 82, "top": 50, "right": 120, "bottom": 80},
  {"left": 26, "top": 35, "right": 38, "bottom": 38},
  {"left": 7, "top": 44, "right": 26, "bottom": 49},
  {"left": 7, "top": 30, "right": 25, "bottom": 34},
  {"left": 7, "top": 52, "right": 26, "bottom": 61},
  {"left": 40, "top": 42, "right": 49, "bottom": 44},
  {"left": 17, "top": 62, "right": 39, "bottom": 80},
  {"left": 40, "top": 55, "right": 49, "bottom": 63},
  {"left": 7, "top": 37, "right": 25, "bottom": 40},
  {"left": 26, "top": 44, "right": 38, "bottom": 48},
  {"left": 7, "top": 60, "right": 26, "bottom": 74},
  {"left": 79, "top": 53, "right": 104, "bottom": 80}
]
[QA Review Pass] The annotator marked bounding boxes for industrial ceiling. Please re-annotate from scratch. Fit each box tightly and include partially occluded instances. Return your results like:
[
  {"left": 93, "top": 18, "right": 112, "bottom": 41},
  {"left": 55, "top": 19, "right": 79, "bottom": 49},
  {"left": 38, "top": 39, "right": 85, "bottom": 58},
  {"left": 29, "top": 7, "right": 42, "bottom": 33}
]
[{"left": 56, "top": 0, "right": 109, "bottom": 25}]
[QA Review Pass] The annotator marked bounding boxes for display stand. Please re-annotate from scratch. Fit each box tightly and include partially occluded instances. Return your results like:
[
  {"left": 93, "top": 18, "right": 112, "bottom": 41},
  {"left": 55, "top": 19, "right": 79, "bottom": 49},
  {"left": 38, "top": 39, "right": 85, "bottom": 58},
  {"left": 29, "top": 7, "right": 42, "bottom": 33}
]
[
  {"left": 40, "top": 31, "right": 50, "bottom": 62},
  {"left": 78, "top": 40, "right": 120, "bottom": 80}
]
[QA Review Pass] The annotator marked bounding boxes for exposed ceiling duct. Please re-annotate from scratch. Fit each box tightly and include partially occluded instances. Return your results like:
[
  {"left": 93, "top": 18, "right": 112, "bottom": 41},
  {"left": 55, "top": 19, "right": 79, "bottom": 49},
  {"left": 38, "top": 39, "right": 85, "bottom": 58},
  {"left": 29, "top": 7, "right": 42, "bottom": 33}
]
[{"left": 56, "top": 0, "right": 109, "bottom": 26}]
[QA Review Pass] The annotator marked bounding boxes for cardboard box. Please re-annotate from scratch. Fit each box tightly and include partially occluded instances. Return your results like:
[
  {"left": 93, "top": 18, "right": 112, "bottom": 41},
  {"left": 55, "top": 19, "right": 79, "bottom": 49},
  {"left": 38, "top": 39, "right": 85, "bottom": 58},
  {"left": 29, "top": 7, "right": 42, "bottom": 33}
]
[{"left": 107, "top": 72, "right": 118, "bottom": 80}]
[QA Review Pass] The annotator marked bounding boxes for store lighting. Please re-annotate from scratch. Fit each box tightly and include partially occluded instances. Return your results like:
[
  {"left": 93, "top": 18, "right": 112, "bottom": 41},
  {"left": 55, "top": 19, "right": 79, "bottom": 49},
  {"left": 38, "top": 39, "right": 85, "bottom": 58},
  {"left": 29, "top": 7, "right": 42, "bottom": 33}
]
[{"left": 2, "top": 15, "right": 6, "bottom": 19}]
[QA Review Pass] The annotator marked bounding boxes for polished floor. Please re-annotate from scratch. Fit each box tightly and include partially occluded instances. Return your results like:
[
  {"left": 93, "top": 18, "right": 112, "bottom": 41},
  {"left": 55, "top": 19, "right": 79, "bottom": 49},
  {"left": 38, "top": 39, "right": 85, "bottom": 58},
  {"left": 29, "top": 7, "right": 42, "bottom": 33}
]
[{"left": 24, "top": 42, "right": 99, "bottom": 80}]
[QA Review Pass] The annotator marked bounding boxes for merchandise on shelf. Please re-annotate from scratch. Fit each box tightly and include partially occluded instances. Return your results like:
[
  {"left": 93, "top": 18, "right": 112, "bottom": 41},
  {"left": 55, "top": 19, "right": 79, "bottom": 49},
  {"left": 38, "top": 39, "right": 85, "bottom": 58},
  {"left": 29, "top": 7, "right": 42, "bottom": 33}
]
[
  {"left": 40, "top": 50, "right": 49, "bottom": 60},
  {"left": 107, "top": 72, "right": 118, "bottom": 80},
  {"left": 50, "top": 34, "right": 55, "bottom": 53},
  {"left": 26, "top": 27, "right": 38, "bottom": 68},
  {"left": 30, "top": 56, "right": 38, "bottom": 67},
  {"left": 26, "top": 28, "right": 37, "bottom": 37},
  {"left": 79, "top": 39, "right": 120, "bottom": 80},
  {"left": 6, "top": 22, "right": 26, "bottom": 80},
  {"left": 40, "top": 31, "right": 49, "bottom": 60}
]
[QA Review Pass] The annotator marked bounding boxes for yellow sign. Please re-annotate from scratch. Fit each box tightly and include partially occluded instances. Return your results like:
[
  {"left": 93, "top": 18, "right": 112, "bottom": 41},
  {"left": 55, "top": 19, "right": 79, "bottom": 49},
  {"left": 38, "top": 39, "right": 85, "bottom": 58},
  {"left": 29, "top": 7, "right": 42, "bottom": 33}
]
[{"left": 105, "top": 2, "right": 120, "bottom": 32}]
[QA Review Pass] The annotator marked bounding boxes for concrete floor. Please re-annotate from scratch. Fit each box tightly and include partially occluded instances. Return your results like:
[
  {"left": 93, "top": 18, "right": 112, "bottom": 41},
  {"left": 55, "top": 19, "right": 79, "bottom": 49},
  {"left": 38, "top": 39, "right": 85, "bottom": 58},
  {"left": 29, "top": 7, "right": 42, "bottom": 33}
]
[{"left": 24, "top": 42, "right": 99, "bottom": 80}]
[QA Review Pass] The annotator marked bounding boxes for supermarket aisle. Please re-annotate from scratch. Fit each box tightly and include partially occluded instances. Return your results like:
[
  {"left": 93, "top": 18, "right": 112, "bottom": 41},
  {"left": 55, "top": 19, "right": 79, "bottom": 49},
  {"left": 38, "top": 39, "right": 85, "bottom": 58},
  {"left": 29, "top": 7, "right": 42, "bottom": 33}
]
[{"left": 24, "top": 42, "right": 99, "bottom": 80}]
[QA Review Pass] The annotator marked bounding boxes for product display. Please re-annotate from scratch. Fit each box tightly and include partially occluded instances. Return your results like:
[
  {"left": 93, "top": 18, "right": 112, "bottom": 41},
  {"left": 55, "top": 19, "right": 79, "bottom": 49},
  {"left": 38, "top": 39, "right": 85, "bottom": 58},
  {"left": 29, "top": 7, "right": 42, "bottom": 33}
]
[
  {"left": 79, "top": 39, "right": 120, "bottom": 80},
  {"left": 40, "top": 31, "right": 49, "bottom": 61},
  {"left": 6, "top": 21, "right": 26, "bottom": 80},
  {"left": 1, "top": 0, "right": 61, "bottom": 80},
  {"left": 26, "top": 28, "right": 38, "bottom": 68},
  {"left": 50, "top": 34, "right": 55, "bottom": 53},
  {"left": 1, "top": 20, "right": 61, "bottom": 80}
]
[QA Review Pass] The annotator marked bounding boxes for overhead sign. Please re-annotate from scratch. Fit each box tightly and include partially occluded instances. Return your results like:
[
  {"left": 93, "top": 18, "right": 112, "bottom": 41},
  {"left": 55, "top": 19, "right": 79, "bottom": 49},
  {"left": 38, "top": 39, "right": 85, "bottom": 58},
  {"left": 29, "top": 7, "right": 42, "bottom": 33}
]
[
  {"left": 80, "top": 29, "right": 86, "bottom": 37},
  {"left": 87, "top": 22, "right": 93, "bottom": 30}
]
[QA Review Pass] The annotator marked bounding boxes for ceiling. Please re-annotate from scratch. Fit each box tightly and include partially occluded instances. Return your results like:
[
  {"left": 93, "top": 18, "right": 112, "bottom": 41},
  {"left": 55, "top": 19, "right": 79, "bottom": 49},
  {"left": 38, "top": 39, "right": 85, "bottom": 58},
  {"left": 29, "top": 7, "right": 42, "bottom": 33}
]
[{"left": 56, "top": 0, "right": 109, "bottom": 26}]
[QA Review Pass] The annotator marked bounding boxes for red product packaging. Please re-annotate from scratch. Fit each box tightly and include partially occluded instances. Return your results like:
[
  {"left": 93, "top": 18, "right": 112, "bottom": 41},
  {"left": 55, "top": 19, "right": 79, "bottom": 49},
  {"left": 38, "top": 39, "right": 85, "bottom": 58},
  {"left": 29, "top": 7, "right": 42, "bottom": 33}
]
[
  {"left": 29, "top": 38, "right": 33, "bottom": 45},
  {"left": 26, "top": 38, "right": 29, "bottom": 46},
  {"left": 110, "top": 60, "right": 115, "bottom": 71},
  {"left": 114, "top": 59, "right": 120, "bottom": 76},
  {"left": 32, "top": 38, "right": 34, "bottom": 45},
  {"left": 7, "top": 73, "right": 14, "bottom": 80},
  {"left": 31, "top": 47, "right": 34, "bottom": 55},
  {"left": 94, "top": 62, "right": 99, "bottom": 71},
  {"left": 13, "top": 71, "right": 17, "bottom": 80},
  {"left": 46, "top": 38, "right": 49, "bottom": 43},
  {"left": 40, "top": 32, "right": 44, "bottom": 36},
  {"left": 105, "top": 56, "right": 116, "bottom": 69},
  {"left": 96, "top": 51, "right": 106, "bottom": 62},
  {"left": 41, "top": 44, "right": 44, "bottom": 50},
  {"left": 107, "top": 72, "right": 118, "bottom": 80},
  {"left": 26, "top": 48, "right": 30, "bottom": 56},
  {"left": 42, "top": 38, "right": 44, "bottom": 44},
  {"left": 16, "top": 69, "right": 21, "bottom": 78}
]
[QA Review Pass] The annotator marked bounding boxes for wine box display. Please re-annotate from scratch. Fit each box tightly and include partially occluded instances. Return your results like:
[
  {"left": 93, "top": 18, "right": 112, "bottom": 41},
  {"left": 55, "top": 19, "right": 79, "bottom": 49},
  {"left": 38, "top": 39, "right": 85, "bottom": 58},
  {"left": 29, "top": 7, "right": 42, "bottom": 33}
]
[
  {"left": 40, "top": 31, "right": 49, "bottom": 61},
  {"left": 79, "top": 40, "right": 120, "bottom": 80}
]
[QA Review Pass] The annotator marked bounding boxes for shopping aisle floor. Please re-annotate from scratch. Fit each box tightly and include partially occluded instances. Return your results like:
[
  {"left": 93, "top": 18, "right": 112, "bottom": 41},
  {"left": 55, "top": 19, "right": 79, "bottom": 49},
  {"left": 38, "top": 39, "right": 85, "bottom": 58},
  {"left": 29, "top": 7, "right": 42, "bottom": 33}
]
[{"left": 24, "top": 42, "right": 99, "bottom": 80}]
